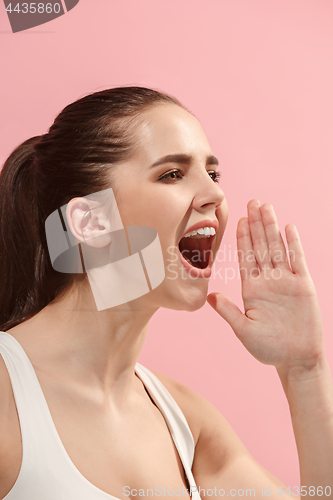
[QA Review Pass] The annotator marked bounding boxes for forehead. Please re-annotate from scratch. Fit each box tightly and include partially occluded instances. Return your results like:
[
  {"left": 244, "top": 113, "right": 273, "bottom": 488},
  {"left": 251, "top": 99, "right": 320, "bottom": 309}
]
[{"left": 133, "top": 104, "right": 213, "bottom": 162}]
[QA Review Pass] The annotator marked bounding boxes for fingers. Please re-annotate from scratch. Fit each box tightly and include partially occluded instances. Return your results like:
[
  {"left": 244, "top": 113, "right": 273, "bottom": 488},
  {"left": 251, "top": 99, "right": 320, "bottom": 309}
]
[
  {"left": 285, "top": 224, "right": 310, "bottom": 276},
  {"left": 247, "top": 200, "right": 273, "bottom": 270},
  {"left": 237, "top": 200, "right": 295, "bottom": 281},
  {"left": 207, "top": 292, "right": 247, "bottom": 333},
  {"left": 260, "top": 203, "right": 290, "bottom": 271},
  {"left": 236, "top": 217, "right": 260, "bottom": 280},
  {"left": 237, "top": 199, "right": 273, "bottom": 280},
  {"left": 237, "top": 200, "right": 308, "bottom": 279}
]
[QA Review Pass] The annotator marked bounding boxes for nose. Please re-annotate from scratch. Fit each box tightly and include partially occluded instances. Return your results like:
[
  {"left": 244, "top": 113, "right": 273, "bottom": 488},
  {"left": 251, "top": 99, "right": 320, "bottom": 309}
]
[{"left": 191, "top": 169, "right": 225, "bottom": 213}]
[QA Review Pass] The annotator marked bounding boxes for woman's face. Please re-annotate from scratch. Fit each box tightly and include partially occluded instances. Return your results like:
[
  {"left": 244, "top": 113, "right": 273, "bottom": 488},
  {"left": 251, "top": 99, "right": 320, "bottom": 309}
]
[{"left": 111, "top": 103, "right": 228, "bottom": 311}]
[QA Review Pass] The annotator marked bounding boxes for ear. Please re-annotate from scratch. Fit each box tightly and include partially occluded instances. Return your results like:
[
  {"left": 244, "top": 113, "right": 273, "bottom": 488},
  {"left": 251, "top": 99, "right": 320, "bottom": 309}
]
[{"left": 65, "top": 197, "right": 112, "bottom": 248}]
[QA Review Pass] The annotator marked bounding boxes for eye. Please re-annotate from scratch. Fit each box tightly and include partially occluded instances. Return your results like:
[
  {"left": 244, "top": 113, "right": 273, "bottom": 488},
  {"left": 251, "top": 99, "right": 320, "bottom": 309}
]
[
  {"left": 158, "top": 169, "right": 184, "bottom": 182},
  {"left": 158, "top": 168, "right": 221, "bottom": 183},
  {"left": 208, "top": 170, "right": 221, "bottom": 183}
]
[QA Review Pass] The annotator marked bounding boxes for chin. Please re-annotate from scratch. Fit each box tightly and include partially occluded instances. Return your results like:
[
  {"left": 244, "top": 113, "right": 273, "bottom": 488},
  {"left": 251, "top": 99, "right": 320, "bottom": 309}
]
[
  {"left": 145, "top": 266, "right": 210, "bottom": 311},
  {"left": 165, "top": 283, "right": 209, "bottom": 312},
  {"left": 182, "top": 297, "right": 207, "bottom": 312}
]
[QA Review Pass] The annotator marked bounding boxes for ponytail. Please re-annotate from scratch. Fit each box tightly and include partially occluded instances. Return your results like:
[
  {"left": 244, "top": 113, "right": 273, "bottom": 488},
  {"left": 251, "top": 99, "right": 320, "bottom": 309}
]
[{"left": 0, "top": 137, "right": 71, "bottom": 331}]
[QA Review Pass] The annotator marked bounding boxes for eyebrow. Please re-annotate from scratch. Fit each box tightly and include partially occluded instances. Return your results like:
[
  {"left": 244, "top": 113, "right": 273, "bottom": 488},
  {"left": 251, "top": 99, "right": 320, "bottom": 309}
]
[{"left": 150, "top": 153, "right": 219, "bottom": 168}]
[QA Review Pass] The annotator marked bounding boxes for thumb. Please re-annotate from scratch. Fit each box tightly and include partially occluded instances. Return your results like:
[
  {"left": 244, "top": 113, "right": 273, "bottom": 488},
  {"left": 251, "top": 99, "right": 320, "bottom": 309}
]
[{"left": 207, "top": 292, "right": 245, "bottom": 332}]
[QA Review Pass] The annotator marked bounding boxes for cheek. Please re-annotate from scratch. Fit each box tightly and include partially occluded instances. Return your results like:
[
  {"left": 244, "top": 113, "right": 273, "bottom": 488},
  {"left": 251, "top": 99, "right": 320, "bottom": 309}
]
[
  {"left": 114, "top": 191, "right": 149, "bottom": 226},
  {"left": 115, "top": 184, "right": 190, "bottom": 238}
]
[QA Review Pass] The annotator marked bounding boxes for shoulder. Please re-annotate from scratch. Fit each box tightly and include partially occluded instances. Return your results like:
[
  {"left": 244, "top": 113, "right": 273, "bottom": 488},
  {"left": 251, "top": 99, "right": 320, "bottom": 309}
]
[
  {"left": 0, "top": 351, "right": 14, "bottom": 419},
  {"left": 0, "top": 349, "right": 22, "bottom": 468},
  {"left": 0, "top": 350, "right": 23, "bottom": 496},
  {"left": 151, "top": 370, "right": 246, "bottom": 463},
  {"left": 151, "top": 370, "right": 202, "bottom": 444},
  {"left": 0, "top": 351, "right": 17, "bottom": 435},
  {"left": 151, "top": 372, "right": 286, "bottom": 491}
]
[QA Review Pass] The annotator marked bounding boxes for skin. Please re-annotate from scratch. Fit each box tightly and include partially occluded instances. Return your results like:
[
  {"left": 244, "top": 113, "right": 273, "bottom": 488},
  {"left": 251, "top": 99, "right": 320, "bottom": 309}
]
[{"left": 0, "top": 103, "right": 332, "bottom": 499}]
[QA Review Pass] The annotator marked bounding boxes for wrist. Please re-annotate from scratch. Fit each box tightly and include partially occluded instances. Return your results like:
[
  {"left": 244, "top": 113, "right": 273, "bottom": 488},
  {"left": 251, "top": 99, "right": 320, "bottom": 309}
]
[
  {"left": 276, "top": 352, "right": 328, "bottom": 385},
  {"left": 277, "top": 353, "right": 333, "bottom": 420}
]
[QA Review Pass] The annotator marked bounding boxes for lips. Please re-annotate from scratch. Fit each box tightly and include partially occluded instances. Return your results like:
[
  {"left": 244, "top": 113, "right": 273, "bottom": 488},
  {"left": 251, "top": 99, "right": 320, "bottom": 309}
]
[{"left": 177, "top": 219, "right": 218, "bottom": 272}]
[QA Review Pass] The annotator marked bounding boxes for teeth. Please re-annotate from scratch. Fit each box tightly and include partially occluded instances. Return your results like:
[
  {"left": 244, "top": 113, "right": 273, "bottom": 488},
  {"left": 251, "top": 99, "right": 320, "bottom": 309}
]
[{"left": 184, "top": 226, "right": 216, "bottom": 238}]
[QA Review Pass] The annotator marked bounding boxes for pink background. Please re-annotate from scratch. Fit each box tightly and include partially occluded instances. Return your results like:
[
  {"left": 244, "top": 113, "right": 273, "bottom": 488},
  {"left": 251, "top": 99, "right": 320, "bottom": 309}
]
[{"left": 1, "top": 0, "right": 333, "bottom": 487}]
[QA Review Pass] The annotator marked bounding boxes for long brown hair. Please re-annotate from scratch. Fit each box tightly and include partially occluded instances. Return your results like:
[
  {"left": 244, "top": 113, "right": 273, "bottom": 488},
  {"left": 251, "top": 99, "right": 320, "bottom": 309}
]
[{"left": 0, "top": 87, "right": 182, "bottom": 331}]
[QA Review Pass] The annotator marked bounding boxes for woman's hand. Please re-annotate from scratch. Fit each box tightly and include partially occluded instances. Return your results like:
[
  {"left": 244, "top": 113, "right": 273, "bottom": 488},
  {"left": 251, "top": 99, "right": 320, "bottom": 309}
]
[{"left": 207, "top": 199, "right": 324, "bottom": 371}]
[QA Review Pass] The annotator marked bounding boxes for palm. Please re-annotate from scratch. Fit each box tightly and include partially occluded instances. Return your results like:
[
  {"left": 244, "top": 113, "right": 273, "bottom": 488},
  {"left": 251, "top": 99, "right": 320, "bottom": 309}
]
[{"left": 207, "top": 200, "right": 323, "bottom": 370}]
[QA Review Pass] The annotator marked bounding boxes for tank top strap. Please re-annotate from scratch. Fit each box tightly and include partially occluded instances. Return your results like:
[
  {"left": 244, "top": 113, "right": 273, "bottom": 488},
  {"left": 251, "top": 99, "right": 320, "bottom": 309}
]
[
  {"left": 0, "top": 331, "right": 63, "bottom": 462},
  {"left": 134, "top": 363, "right": 200, "bottom": 499}
]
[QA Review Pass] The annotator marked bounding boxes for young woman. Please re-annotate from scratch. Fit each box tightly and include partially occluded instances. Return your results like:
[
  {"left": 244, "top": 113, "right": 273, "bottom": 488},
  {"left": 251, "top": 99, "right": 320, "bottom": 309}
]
[{"left": 0, "top": 87, "right": 332, "bottom": 500}]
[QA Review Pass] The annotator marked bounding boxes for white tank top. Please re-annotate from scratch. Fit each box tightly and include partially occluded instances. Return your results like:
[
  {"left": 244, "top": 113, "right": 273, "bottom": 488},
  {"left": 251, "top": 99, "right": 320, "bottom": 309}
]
[{"left": 0, "top": 331, "right": 201, "bottom": 500}]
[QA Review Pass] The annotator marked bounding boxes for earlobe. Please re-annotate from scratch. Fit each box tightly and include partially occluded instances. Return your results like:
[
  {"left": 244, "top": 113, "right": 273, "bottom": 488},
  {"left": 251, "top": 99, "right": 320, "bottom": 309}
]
[{"left": 65, "top": 197, "right": 112, "bottom": 248}]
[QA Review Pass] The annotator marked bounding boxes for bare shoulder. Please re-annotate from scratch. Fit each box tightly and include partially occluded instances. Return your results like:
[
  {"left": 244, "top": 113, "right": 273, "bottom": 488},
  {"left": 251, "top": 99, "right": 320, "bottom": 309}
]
[
  {"left": 0, "top": 353, "right": 14, "bottom": 421},
  {"left": 152, "top": 370, "right": 246, "bottom": 463},
  {"left": 151, "top": 371, "right": 284, "bottom": 489},
  {"left": 151, "top": 370, "right": 203, "bottom": 444},
  {"left": 0, "top": 352, "right": 22, "bottom": 486},
  {"left": 0, "top": 352, "right": 16, "bottom": 435}
]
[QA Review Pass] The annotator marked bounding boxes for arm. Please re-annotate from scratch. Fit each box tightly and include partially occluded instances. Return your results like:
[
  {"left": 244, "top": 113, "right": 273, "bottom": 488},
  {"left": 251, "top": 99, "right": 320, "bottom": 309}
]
[
  {"left": 206, "top": 200, "right": 333, "bottom": 499},
  {"left": 154, "top": 371, "right": 288, "bottom": 500},
  {"left": 277, "top": 356, "right": 333, "bottom": 492}
]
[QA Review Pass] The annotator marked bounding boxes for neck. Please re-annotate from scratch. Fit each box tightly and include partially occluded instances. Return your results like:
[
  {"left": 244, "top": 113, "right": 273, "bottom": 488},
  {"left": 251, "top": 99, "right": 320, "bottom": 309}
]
[{"left": 9, "top": 281, "right": 159, "bottom": 402}]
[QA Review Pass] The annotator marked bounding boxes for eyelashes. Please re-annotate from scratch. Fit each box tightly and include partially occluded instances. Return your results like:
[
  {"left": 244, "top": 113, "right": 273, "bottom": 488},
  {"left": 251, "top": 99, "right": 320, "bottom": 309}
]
[
  {"left": 158, "top": 170, "right": 183, "bottom": 182},
  {"left": 210, "top": 171, "right": 221, "bottom": 183},
  {"left": 158, "top": 169, "right": 221, "bottom": 183}
]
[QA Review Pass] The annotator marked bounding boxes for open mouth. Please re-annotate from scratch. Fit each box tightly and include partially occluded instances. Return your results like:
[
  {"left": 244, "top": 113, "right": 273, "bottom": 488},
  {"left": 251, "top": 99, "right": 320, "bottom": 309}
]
[{"left": 178, "top": 233, "right": 215, "bottom": 269}]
